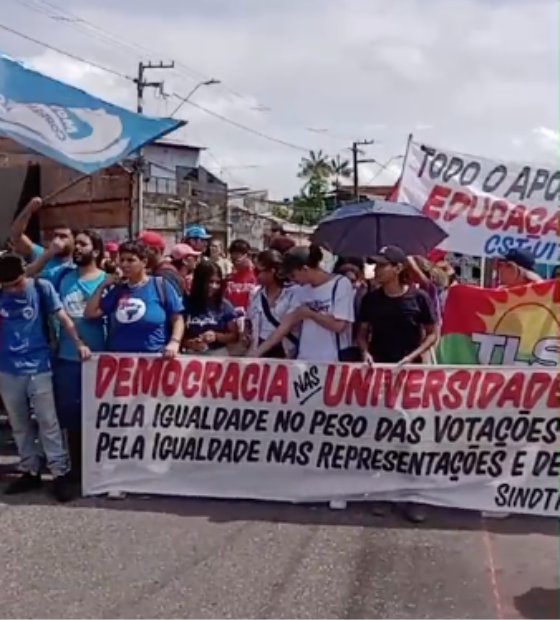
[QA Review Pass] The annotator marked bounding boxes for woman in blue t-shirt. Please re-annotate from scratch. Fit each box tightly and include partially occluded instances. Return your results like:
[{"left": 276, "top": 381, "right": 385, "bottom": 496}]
[
  {"left": 182, "top": 261, "right": 238, "bottom": 356},
  {"left": 85, "top": 240, "right": 184, "bottom": 356}
]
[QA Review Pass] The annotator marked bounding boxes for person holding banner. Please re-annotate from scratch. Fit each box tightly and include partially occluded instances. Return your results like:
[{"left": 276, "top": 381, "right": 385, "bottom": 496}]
[
  {"left": 254, "top": 244, "right": 355, "bottom": 364},
  {"left": 182, "top": 261, "right": 239, "bottom": 356},
  {"left": 84, "top": 240, "right": 184, "bottom": 356},
  {"left": 247, "top": 249, "right": 299, "bottom": 359},
  {"left": 357, "top": 245, "right": 439, "bottom": 523},
  {"left": 497, "top": 248, "right": 543, "bottom": 288}
]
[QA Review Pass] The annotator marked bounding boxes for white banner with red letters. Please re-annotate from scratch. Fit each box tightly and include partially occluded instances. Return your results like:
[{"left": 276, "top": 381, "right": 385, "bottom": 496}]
[
  {"left": 82, "top": 355, "right": 558, "bottom": 518},
  {"left": 397, "top": 141, "right": 559, "bottom": 264}
]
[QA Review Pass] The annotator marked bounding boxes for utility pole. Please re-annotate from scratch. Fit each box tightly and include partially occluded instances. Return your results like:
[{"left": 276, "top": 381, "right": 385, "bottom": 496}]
[
  {"left": 133, "top": 60, "right": 174, "bottom": 235},
  {"left": 351, "top": 139, "right": 375, "bottom": 198}
]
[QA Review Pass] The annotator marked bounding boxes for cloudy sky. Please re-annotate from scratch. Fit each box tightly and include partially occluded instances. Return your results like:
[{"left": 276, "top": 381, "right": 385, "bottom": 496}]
[{"left": 2, "top": 0, "right": 558, "bottom": 199}]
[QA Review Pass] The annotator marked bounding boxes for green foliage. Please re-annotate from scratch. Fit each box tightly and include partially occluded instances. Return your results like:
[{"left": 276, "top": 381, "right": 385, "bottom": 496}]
[{"left": 281, "top": 150, "right": 352, "bottom": 226}]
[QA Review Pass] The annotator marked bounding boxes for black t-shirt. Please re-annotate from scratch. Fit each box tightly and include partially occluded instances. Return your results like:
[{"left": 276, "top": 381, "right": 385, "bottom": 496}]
[{"left": 358, "top": 286, "right": 436, "bottom": 363}]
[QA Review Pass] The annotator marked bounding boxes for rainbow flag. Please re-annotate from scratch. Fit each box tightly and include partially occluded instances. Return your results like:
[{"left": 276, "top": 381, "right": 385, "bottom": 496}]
[{"left": 437, "top": 280, "right": 558, "bottom": 366}]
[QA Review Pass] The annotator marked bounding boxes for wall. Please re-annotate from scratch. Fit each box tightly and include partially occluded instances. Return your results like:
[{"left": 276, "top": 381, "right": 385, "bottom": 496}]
[
  {"left": 143, "top": 142, "right": 200, "bottom": 194},
  {"left": 178, "top": 166, "right": 228, "bottom": 238},
  {"left": 0, "top": 137, "right": 132, "bottom": 242}
]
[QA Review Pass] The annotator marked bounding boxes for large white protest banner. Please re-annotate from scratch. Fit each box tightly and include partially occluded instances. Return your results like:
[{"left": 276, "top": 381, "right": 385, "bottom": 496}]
[
  {"left": 397, "top": 141, "right": 559, "bottom": 264},
  {"left": 83, "top": 355, "right": 559, "bottom": 518}
]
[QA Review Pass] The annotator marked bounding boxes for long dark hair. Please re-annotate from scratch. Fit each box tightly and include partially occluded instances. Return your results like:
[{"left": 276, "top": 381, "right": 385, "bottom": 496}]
[
  {"left": 189, "top": 260, "right": 224, "bottom": 313},
  {"left": 256, "top": 249, "right": 285, "bottom": 285}
]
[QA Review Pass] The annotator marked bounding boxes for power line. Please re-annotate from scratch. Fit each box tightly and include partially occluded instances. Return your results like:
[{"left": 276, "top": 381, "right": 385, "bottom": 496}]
[
  {"left": 0, "top": 21, "right": 134, "bottom": 81},
  {"left": 0, "top": 21, "right": 313, "bottom": 152},
  {"left": 11, "top": 0, "right": 264, "bottom": 103},
  {"left": 172, "top": 94, "right": 309, "bottom": 152}
]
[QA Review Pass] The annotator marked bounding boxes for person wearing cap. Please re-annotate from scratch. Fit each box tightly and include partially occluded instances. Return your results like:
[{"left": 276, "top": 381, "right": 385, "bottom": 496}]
[
  {"left": 357, "top": 245, "right": 439, "bottom": 524},
  {"left": 182, "top": 224, "right": 211, "bottom": 254},
  {"left": 497, "top": 248, "right": 543, "bottom": 288},
  {"left": 254, "top": 244, "right": 355, "bottom": 364},
  {"left": 104, "top": 241, "right": 119, "bottom": 263},
  {"left": 225, "top": 239, "right": 257, "bottom": 316},
  {"left": 137, "top": 230, "right": 186, "bottom": 295},
  {"left": 169, "top": 243, "right": 201, "bottom": 294},
  {"left": 0, "top": 253, "right": 91, "bottom": 501}
]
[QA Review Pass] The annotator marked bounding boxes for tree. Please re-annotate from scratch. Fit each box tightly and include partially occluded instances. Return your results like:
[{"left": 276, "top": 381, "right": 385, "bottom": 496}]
[
  {"left": 297, "top": 150, "right": 331, "bottom": 185},
  {"left": 329, "top": 154, "right": 352, "bottom": 192},
  {"left": 283, "top": 150, "right": 346, "bottom": 227},
  {"left": 290, "top": 175, "right": 329, "bottom": 226}
]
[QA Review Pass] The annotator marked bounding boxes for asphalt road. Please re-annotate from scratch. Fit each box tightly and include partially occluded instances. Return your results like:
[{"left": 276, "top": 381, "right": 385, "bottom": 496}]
[{"left": 0, "top": 452, "right": 557, "bottom": 619}]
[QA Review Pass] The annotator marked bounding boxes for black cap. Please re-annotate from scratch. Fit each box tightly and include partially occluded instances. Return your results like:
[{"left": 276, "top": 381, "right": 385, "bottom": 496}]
[
  {"left": 500, "top": 248, "right": 536, "bottom": 272},
  {"left": 0, "top": 253, "right": 25, "bottom": 284},
  {"left": 281, "top": 246, "right": 310, "bottom": 274},
  {"left": 371, "top": 245, "right": 407, "bottom": 265}
]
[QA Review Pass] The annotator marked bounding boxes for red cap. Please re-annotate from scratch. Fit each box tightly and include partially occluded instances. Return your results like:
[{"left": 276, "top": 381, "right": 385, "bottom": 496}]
[
  {"left": 427, "top": 249, "right": 446, "bottom": 263},
  {"left": 138, "top": 230, "right": 166, "bottom": 250},
  {"left": 170, "top": 243, "right": 201, "bottom": 260},
  {"left": 105, "top": 241, "right": 119, "bottom": 253}
]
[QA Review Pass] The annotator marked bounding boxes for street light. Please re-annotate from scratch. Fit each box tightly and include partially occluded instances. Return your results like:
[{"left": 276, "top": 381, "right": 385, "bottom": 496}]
[{"left": 170, "top": 78, "right": 221, "bottom": 117}]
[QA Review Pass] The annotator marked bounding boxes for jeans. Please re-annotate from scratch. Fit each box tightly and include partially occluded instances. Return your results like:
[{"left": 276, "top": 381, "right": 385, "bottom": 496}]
[
  {"left": 0, "top": 372, "right": 69, "bottom": 477},
  {"left": 53, "top": 359, "right": 82, "bottom": 430}
]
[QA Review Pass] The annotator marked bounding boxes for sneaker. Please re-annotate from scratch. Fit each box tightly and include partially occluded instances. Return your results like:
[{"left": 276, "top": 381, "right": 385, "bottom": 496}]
[
  {"left": 329, "top": 500, "right": 347, "bottom": 510},
  {"left": 370, "top": 502, "right": 386, "bottom": 517},
  {"left": 107, "top": 490, "right": 127, "bottom": 500},
  {"left": 4, "top": 472, "right": 42, "bottom": 495},
  {"left": 401, "top": 502, "right": 426, "bottom": 524},
  {"left": 482, "top": 511, "right": 510, "bottom": 519},
  {"left": 52, "top": 473, "right": 75, "bottom": 503}
]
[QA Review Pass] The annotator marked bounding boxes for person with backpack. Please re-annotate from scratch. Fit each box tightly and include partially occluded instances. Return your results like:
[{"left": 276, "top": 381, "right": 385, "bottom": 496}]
[
  {"left": 253, "top": 245, "right": 355, "bottom": 364},
  {"left": 0, "top": 253, "right": 91, "bottom": 501},
  {"left": 27, "top": 231, "right": 107, "bottom": 486},
  {"left": 246, "top": 249, "right": 299, "bottom": 359},
  {"left": 84, "top": 240, "right": 184, "bottom": 355}
]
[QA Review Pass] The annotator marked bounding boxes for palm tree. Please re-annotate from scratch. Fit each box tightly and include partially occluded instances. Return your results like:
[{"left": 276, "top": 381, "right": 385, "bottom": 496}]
[
  {"left": 329, "top": 155, "right": 352, "bottom": 193},
  {"left": 297, "top": 150, "right": 331, "bottom": 183}
]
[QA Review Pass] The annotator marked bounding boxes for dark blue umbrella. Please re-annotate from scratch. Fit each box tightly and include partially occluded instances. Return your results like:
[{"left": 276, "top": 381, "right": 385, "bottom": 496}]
[{"left": 311, "top": 199, "right": 448, "bottom": 257}]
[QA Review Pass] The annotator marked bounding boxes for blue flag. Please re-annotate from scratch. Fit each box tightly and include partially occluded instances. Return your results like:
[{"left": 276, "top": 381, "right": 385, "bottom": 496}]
[{"left": 0, "top": 54, "right": 185, "bottom": 174}]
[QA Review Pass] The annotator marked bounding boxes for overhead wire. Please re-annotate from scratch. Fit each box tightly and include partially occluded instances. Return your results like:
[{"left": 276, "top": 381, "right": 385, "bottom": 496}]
[
  {"left": 11, "top": 0, "right": 264, "bottom": 102},
  {"left": 0, "top": 21, "right": 135, "bottom": 81},
  {"left": 0, "top": 19, "right": 312, "bottom": 153}
]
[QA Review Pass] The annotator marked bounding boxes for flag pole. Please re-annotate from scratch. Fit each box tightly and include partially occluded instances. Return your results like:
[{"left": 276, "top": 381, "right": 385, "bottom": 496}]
[{"left": 42, "top": 173, "right": 90, "bottom": 205}]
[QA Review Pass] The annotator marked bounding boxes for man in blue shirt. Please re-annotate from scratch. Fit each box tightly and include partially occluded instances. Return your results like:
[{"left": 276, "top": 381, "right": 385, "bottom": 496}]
[
  {"left": 9, "top": 196, "right": 74, "bottom": 278},
  {"left": 0, "top": 253, "right": 90, "bottom": 501},
  {"left": 43, "top": 230, "right": 107, "bottom": 485}
]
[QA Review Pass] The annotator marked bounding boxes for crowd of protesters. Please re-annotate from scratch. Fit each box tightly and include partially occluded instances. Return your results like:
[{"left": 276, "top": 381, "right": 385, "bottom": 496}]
[{"left": 0, "top": 196, "right": 545, "bottom": 519}]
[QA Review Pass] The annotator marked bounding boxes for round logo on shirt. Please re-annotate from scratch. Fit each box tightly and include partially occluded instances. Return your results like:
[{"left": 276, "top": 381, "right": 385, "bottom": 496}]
[
  {"left": 64, "top": 291, "right": 86, "bottom": 318},
  {"left": 22, "top": 306, "right": 35, "bottom": 320},
  {"left": 115, "top": 298, "right": 146, "bottom": 324}
]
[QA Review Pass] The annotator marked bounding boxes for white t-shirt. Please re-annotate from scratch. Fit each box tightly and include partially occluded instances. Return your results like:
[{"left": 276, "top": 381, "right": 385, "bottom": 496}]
[
  {"left": 289, "top": 275, "right": 355, "bottom": 362},
  {"left": 247, "top": 285, "right": 300, "bottom": 349}
]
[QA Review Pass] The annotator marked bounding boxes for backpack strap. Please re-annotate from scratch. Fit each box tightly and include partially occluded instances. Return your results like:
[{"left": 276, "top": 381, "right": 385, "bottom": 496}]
[
  {"left": 51, "top": 264, "right": 74, "bottom": 292},
  {"left": 34, "top": 278, "right": 57, "bottom": 348},
  {"left": 260, "top": 291, "right": 299, "bottom": 347},
  {"left": 154, "top": 276, "right": 167, "bottom": 310},
  {"left": 331, "top": 276, "right": 343, "bottom": 356}
]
